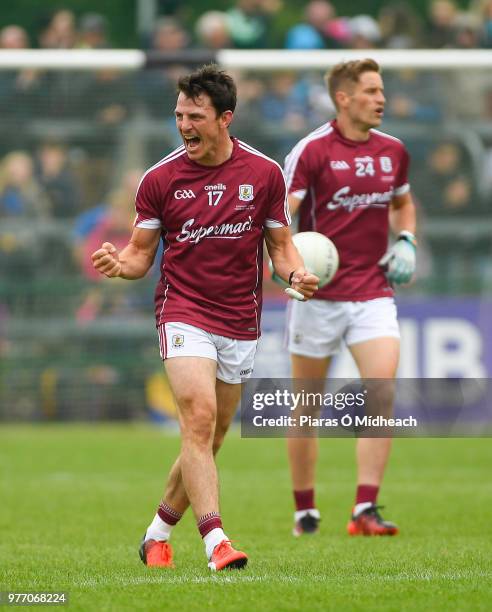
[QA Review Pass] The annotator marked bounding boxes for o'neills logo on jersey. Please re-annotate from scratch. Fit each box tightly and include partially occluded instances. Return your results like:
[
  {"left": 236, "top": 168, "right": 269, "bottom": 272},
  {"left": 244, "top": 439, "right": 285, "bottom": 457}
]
[
  {"left": 176, "top": 216, "right": 253, "bottom": 245},
  {"left": 204, "top": 183, "right": 226, "bottom": 191},
  {"left": 326, "top": 186, "right": 393, "bottom": 212}
]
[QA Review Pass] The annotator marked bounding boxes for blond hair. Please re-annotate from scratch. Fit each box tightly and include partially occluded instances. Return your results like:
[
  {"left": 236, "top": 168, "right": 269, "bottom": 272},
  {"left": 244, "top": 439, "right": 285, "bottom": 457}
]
[{"left": 325, "top": 58, "right": 381, "bottom": 109}]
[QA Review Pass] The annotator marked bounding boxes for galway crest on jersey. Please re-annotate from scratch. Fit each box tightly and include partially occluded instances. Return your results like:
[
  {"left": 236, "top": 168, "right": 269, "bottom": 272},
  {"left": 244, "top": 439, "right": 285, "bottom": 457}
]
[{"left": 238, "top": 184, "right": 254, "bottom": 202}]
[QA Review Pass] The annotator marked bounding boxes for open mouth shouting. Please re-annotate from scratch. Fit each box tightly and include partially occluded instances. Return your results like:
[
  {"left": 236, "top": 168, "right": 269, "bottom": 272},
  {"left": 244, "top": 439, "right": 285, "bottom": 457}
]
[{"left": 183, "top": 135, "right": 201, "bottom": 152}]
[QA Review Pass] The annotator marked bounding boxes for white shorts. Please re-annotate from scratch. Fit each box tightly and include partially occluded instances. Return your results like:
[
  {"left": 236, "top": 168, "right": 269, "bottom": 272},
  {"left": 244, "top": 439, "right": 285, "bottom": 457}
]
[
  {"left": 287, "top": 297, "right": 400, "bottom": 358},
  {"left": 158, "top": 322, "right": 257, "bottom": 384}
]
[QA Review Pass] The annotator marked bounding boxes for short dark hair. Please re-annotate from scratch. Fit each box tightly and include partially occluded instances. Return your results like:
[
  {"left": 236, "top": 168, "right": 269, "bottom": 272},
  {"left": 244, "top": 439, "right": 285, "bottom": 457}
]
[
  {"left": 177, "top": 64, "right": 237, "bottom": 116},
  {"left": 325, "top": 58, "right": 381, "bottom": 108}
]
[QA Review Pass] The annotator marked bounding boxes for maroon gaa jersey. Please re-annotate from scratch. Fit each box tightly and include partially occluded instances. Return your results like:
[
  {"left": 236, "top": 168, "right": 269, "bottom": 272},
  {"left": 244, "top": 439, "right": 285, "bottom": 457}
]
[
  {"left": 135, "top": 138, "right": 290, "bottom": 340},
  {"left": 285, "top": 120, "right": 410, "bottom": 301}
]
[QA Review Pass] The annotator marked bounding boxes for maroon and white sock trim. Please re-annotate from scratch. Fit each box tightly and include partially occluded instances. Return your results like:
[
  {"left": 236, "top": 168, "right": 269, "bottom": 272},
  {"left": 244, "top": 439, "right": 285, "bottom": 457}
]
[
  {"left": 197, "top": 512, "right": 223, "bottom": 538},
  {"left": 158, "top": 501, "right": 183, "bottom": 526}
]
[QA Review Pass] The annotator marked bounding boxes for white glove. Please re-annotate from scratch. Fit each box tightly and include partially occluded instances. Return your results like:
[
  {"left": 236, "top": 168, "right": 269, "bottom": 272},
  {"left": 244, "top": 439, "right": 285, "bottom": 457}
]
[{"left": 378, "top": 231, "right": 417, "bottom": 285}]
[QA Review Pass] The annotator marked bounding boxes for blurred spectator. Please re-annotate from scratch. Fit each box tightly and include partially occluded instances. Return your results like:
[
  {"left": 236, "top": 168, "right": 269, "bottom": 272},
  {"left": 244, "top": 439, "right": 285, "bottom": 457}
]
[
  {"left": 425, "top": 0, "right": 458, "bottom": 47},
  {"left": 475, "top": 0, "right": 492, "bottom": 47},
  {"left": 86, "top": 69, "right": 133, "bottom": 126},
  {"left": 0, "top": 24, "right": 29, "bottom": 48},
  {"left": 349, "top": 14, "right": 381, "bottom": 48},
  {"left": 77, "top": 180, "right": 142, "bottom": 322},
  {"left": 259, "top": 73, "right": 306, "bottom": 124},
  {"left": 0, "top": 229, "right": 37, "bottom": 286},
  {"left": 34, "top": 142, "right": 82, "bottom": 219},
  {"left": 0, "top": 25, "right": 44, "bottom": 130},
  {"left": 285, "top": 1, "right": 351, "bottom": 49},
  {"left": 285, "top": 0, "right": 334, "bottom": 49},
  {"left": 38, "top": 9, "right": 77, "bottom": 49},
  {"left": 77, "top": 12, "right": 110, "bottom": 49},
  {"left": 195, "top": 11, "right": 232, "bottom": 49},
  {"left": 79, "top": 186, "right": 135, "bottom": 281},
  {"left": 378, "top": 1, "right": 423, "bottom": 49},
  {"left": 226, "top": 0, "right": 282, "bottom": 49},
  {"left": 73, "top": 167, "right": 143, "bottom": 263},
  {"left": 139, "top": 17, "right": 189, "bottom": 126},
  {"left": 384, "top": 69, "right": 443, "bottom": 122},
  {"left": 258, "top": 73, "right": 309, "bottom": 153},
  {"left": 151, "top": 16, "right": 190, "bottom": 52},
  {"left": 417, "top": 142, "right": 475, "bottom": 215},
  {"left": 233, "top": 72, "right": 266, "bottom": 140},
  {"left": 0, "top": 151, "right": 51, "bottom": 219},
  {"left": 452, "top": 12, "right": 482, "bottom": 48}
]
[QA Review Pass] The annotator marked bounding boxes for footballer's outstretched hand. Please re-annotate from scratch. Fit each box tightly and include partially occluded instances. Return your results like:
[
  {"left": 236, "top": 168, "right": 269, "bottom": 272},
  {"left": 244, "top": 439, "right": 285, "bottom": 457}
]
[
  {"left": 378, "top": 231, "right": 416, "bottom": 285},
  {"left": 285, "top": 267, "right": 319, "bottom": 301},
  {"left": 91, "top": 242, "right": 122, "bottom": 278}
]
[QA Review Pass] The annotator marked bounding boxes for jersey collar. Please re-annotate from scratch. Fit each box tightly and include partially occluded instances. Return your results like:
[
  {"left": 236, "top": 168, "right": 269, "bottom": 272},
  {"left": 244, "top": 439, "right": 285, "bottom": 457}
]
[{"left": 330, "top": 120, "right": 373, "bottom": 147}]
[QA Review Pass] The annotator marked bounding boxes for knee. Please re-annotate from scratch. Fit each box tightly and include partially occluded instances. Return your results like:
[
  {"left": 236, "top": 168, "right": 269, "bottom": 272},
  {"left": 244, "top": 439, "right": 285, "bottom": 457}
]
[
  {"left": 180, "top": 399, "right": 216, "bottom": 447},
  {"left": 366, "top": 381, "right": 395, "bottom": 416}
]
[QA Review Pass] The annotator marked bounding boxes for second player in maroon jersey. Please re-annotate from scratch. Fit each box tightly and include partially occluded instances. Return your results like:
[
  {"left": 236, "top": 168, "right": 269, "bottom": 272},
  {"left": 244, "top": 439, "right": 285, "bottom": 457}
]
[
  {"left": 285, "top": 119, "right": 410, "bottom": 300},
  {"left": 283, "top": 59, "right": 417, "bottom": 539}
]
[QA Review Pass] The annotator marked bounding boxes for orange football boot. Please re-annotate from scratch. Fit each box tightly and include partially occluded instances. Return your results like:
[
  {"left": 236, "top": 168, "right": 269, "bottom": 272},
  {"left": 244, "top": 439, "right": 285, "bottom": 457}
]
[
  {"left": 347, "top": 505, "right": 399, "bottom": 536},
  {"left": 139, "top": 537, "right": 174, "bottom": 567},
  {"left": 208, "top": 540, "right": 248, "bottom": 571}
]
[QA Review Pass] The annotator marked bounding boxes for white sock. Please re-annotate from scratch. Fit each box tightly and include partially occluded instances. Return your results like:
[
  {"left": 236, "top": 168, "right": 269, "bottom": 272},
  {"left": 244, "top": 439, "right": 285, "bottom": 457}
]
[
  {"left": 145, "top": 513, "right": 174, "bottom": 542},
  {"left": 294, "top": 508, "right": 320, "bottom": 521},
  {"left": 204, "top": 527, "right": 227, "bottom": 559},
  {"left": 354, "top": 502, "right": 373, "bottom": 517}
]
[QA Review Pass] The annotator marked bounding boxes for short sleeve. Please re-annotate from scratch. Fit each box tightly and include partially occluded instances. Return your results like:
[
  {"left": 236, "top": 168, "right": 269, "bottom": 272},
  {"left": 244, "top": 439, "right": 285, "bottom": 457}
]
[
  {"left": 284, "top": 144, "right": 311, "bottom": 200},
  {"left": 394, "top": 145, "right": 410, "bottom": 196},
  {"left": 134, "top": 171, "right": 162, "bottom": 229},
  {"left": 264, "top": 164, "right": 291, "bottom": 229}
]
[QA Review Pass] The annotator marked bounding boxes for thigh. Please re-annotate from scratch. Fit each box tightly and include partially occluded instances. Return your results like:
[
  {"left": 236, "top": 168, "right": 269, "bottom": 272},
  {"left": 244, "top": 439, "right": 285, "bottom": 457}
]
[
  {"left": 215, "top": 379, "right": 242, "bottom": 435},
  {"left": 287, "top": 299, "right": 347, "bottom": 358},
  {"left": 164, "top": 356, "right": 217, "bottom": 407},
  {"left": 349, "top": 337, "right": 400, "bottom": 378},
  {"left": 164, "top": 356, "right": 218, "bottom": 439}
]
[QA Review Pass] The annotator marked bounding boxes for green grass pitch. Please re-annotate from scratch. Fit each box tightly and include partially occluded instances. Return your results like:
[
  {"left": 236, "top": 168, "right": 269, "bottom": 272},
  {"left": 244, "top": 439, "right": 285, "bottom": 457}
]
[{"left": 1, "top": 425, "right": 491, "bottom": 611}]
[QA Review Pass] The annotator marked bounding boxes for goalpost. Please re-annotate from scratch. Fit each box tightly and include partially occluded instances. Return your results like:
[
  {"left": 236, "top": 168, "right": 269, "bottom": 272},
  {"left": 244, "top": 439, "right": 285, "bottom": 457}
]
[{"left": 1, "top": 48, "right": 492, "bottom": 69}]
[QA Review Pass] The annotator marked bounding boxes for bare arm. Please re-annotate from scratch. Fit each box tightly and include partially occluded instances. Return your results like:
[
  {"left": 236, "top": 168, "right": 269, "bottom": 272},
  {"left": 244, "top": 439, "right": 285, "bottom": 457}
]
[
  {"left": 265, "top": 225, "right": 318, "bottom": 300},
  {"left": 288, "top": 193, "right": 303, "bottom": 217},
  {"left": 389, "top": 191, "right": 416, "bottom": 236},
  {"left": 91, "top": 226, "right": 161, "bottom": 280}
]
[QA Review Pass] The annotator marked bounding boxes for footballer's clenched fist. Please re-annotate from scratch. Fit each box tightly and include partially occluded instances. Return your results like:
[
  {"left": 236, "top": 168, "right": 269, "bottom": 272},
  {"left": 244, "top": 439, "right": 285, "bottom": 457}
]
[{"left": 91, "top": 241, "right": 122, "bottom": 278}]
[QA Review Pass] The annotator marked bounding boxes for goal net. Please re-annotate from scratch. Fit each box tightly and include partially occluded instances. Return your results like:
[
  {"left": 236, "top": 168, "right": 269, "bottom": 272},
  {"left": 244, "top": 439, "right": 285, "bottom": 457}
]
[{"left": 0, "top": 49, "right": 490, "bottom": 419}]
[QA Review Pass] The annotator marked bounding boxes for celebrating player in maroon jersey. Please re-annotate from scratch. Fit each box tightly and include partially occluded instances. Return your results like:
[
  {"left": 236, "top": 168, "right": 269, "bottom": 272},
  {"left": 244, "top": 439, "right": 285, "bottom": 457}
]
[
  {"left": 91, "top": 64, "right": 318, "bottom": 571},
  {"left": 284, "top": 59, "right": 417, "bottom": 537}
]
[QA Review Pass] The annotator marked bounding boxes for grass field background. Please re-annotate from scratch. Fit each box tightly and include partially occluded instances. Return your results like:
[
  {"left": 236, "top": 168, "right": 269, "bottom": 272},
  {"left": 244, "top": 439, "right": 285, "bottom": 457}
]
[{"left": 1, "top": 425, "right": 491, "bottom": 611}]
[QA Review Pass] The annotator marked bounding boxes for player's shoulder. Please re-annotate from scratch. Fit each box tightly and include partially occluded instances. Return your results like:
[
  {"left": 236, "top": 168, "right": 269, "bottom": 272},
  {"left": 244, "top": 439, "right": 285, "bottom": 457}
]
[
  {"left": 370, "top": 128, "right": 407, "bottom": 152},
  {"left": 286, "top": 123, "right": 335, "bottom": 161},
  {"left": 235, "top": 138, "right": 284, "bottom": 175},
  {"left": 138, "top": 145, "right": 187, "bottom": 189}
]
